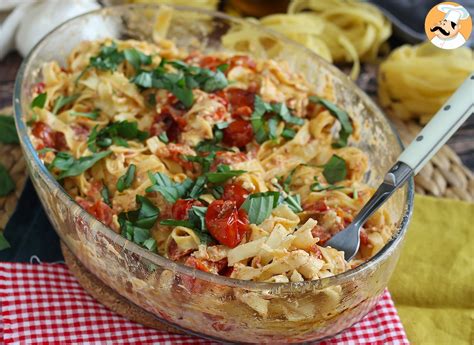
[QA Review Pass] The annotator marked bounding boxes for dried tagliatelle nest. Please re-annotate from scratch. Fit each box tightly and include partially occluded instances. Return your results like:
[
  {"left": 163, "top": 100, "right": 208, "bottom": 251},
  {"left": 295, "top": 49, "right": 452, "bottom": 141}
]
[{"left": 378, "top": 42, "right": 474, "bottom": 124}]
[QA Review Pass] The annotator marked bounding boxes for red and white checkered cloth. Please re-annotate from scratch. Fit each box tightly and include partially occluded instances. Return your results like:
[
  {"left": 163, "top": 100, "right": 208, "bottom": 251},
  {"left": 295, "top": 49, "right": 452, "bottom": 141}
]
[{"left": 0, "top": 263, "right": 409, "bottom": 344}]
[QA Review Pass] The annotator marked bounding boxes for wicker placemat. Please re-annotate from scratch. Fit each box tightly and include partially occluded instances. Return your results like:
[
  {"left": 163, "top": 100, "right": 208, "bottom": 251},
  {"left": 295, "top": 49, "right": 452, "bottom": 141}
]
[{"left": 0, "top": 104, "right": 471, "bottom": 226}]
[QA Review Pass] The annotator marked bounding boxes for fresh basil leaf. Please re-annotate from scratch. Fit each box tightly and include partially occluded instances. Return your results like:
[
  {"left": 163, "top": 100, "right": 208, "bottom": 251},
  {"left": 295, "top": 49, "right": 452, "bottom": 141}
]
[
  {"left": 52, "top": 150, "right": 112, "bottom": 180},
  {"left": 0, "top": 164, "right": 15, "bottom": 197},
  {"left": 284, "top": 194, "right": 303, "bottom": 213},
  {"left": 206, "top": 164, "right": 246, "bottom": 184},
  {"left": 215, "top": 122, "right": 229, "bottom": 130},
  {"left": 69, "top": 110, "right": 99, "bottom": 120},
  {"left": 160, "top": 219, "right": 193, "bottom": 227},
  {"left": 267, "top": 117, "right": 279, "bottom": 140},
  {"left": 240, "top": 191, "right": 281, "bottom": 225},
  {"left": 322, "top": 155, "right": 347, "bottom": 184},
  {"left": 89, "top": 42, "right": 125, "bottom": 71},
  {"left": 0, "top": 115, "right": 19, "bottom": 144},
  {"left": 210, "top": 185, "right": 224, "bottom": 199},
  {"left": 87, "top": 121, "right": 148, "bottom": 152},
  {"left": 272, "top": 102, "right": 304, "bottom": 126},
  {"left": 116, "top": 164, "right": 136, "bottom": 192},
  {"left": 188, "top": 206, "right": 207, "bottom": 231},
  {"left": 171, "top": 85, "right": 194, "bottom": 108},
  {"left": 53, "top": 94, "right": 79, "bottom": 115},
  {"left": 31, "top": 92, "right": 47, "bottom": 109},
  {"left": 281, "top": 127, "right": 296, "bottom": 140},
  {"left": 188, "top": 175, "right": 207, "bottom": 199},
  {"left": 158, "top": 132, "right": 169, "bottom": 143},
  {"left": 202, "top": 69, "right": 228, "bottom": 92},
  {"left": 309, "top": 96, "right": 353, "bottom": 148},
  {"left": 146, "top": 172, "right": 193, "bottom": 203},
  {"left": 185, "top": 152, "right": 216, "bottom": 173},
  {"left": 143, "top": 237, "right": 157, "bottom": 251},
  {"left": 132, "top": 72, "right": 153, "bottom": 88},
  {"left": 216, "top": 64, "right": 229, "bottom": 72},
  {"left": 101, "top": 185, "right": 111, "bottom": 206},
  {"left": 134, "top": 195, "right": 160, "bottom": 229},
  {"left": 310, "top": 176, "right": 344, "bottom": 192},
  {"left": 0, "top": 231, "right": 10, "bottom": 251},
  {"left": 282, "top": 167, "right": 298, "bottom": 193},
  {"left": 123, "top": 48, "right": 152, "bottom": 71}
]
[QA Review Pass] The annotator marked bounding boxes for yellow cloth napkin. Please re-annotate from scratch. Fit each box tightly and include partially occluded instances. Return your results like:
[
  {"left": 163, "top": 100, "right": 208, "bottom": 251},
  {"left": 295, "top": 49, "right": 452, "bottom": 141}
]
[{"left": 389, "top": 195, "right": 474, "bottom": 344}]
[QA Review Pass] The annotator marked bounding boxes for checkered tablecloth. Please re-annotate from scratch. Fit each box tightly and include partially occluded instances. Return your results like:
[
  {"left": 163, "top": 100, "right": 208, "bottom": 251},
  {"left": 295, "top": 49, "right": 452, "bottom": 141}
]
[{"left": 0, "top": 263, "right": 409, "bottom": 344}]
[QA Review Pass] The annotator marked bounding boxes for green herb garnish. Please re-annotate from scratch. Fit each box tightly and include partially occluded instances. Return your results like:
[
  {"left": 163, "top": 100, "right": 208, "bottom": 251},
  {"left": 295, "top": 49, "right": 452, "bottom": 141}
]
[
  {"left": 49, "top": 150, "right": 112, "bottom": 180},
  {"left": 284, "top": 194, "right": 303, "bottom": 213},
  {"left": 87, "top": 121, "right": 148, "bottom": 152},
  {"left": 308, "top": 96, "right": 353, "bottom": 148},
  {"left": 146, "top": 172, "right": 193, "bottom": 203},
  {"left": 101, "top": 185, "right": 111, "bottom": 206},
  {"left": 53, "top": 94, "right": 80, "bottom": 115},
  {"left": 69, "top": 110, "right": 99, "bottom": 120},
  {"left": 0, "top": 115, "right": 19, "bottom": 144},
  {"left": 31, "top": 92, "right": 47, "bottom": 109},
  {"left": 116, "top": 164, "right": 136, "bottom": 192},
  {"left": 205, "top": 164, "right": 246, "bottom": 184},
  {"left": 322, "top": 155, "right": 347, "bottom": 184},
  {"left": 157, "top": 132, "right": 169, "bottom": 144},
  {"left": 89, "top": 42, "right": 125, "bottom": 71},
  {"left": 123, "top": 48, "right": 152, "bottom": 71},
  {"left": 119, "top": 195, "right": 159, "bottom": 250},
  {"left": 240, "top": 191, "right": 280, "bottom": 225},
  {"left": 310, "top": 176, "right": 345, "bottom": 192}
]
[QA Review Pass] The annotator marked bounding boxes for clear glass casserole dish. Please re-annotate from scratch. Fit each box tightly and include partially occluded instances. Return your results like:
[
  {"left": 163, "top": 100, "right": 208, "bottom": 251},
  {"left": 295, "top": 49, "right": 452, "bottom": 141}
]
[{"left": 13, "top": 5, "right": 414, "bottom": 343}]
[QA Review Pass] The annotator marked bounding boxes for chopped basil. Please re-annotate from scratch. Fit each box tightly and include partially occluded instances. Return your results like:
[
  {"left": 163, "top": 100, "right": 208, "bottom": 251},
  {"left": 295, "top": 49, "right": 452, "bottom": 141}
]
[
  {"left": 185, "top": 152, "right": 216, "bottom": 173},
  {"left": 322, "top": 155, "right": 347, "bottom": 184},
  {"left": 101, "top": 185, "right": 111, "bottom": 206},
  {"left": 123, "top": 48, "right": 152, "bottom": 71},
  {"left": 308, "top": 96, "right": 353, "bottom": 148},
  {"left": 0, "top": 115, "right": 19, "bottom": 144},
  {"left": 31, "top": 92, "right": 47, "bottom": 109},
  {"left": 49, "top": 150, "right": 112, "bottom": 180},
  {"left": 240, "top": 191, "right": 280, "bottom": 225},
  {"left": 310, "top": 176, "right": 344, "bottom": 192},
  {"left": 52, "top": 94, "right": 80, "bottom": 115},
  {"left": 210, "top": 185, "right": 224, "bottom": 199},
  {"left": 160, "top": 219, "right": 192, "bottom": 227},
  {"left": 38, "top": 147, "right": 54, "bottom": 155},
  {"left": 282, "top": 167, "right": 298, "bottom": 193},
  {"left": 69, "top": 110, "right": 99, "bottom": 120},
  {"left": 131, "top": 59, "right": 229, "bottom": 108},
  {"left": 89, "top": 42, "right": 125, "bottom": 71},
  {"left": 284, "top": 194, "right": 303, "bottom": 213},
  {"left": 87, "top": 121, "right": 148, "bottom": 152},
  {"left": 0, "top": 164, "right": 15, "bottom": 197},
  {"left": 205, "top": 164, "right": 246, "bottom": 184},
  {"left": 157, "top": 132, "right": 169, "bottom": 143},
  {"left": 0, "top": 232, "right": 10, "bottom": 251},
  {"left": 250, "top": 96, "right": 304, "bottom": 144},
  {"left": 146, "top": 172, "right": 193, "bottom": 203},
  {"left": 188, "top": 175, "right": 207, "bottom": 199},
  {"left": 194, "top": 124, "right": 232, "bottom": 153},
  {"left": 116, "top": 164, "right": 136, "bottom": 192},
  {"left": 281, "top": 127, "right": 296, "bottom": 140},
  {"left": 143, "top": 237, "right": 157, "bottom": 251},
  {"left": 119, "top": 195, "right": 159, "bottom": 250}
]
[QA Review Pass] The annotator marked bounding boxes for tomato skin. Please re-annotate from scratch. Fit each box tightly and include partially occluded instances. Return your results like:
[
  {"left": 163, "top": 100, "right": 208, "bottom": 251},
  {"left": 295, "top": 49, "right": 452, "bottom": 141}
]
[
  {"left": 77, "top": 199, "right": 113, "bottom": 226},
  {"left": 311, "top": 225, "right": 331, "bottom": 245},
  {"left": 32, "top": 121, "right": 68, "bottom": 150},
  {"left": 304, "top": 200, "right": 329, "bottom": 213},
  {"left": 199, "top": 56, "right": 225, "bottom": 71},
  {"left": 226, "top": 88, "right": 255, "bottom": 111},
  {"left": 172, "top": 199, "right": 202, "bottom": 220},
  {"left": 150, "top": 104, "right": 187, "bottom": 141},
  {"left": 223, "top": 120, "right": 253, "bottom": 147},
  {"left": 222, "top": 183, "right": 249, "bottom": 208},
  {"left": 228, "top": 55, "right": 257, "bottom": 70},
  {"left": 205, "top": 200, "right": 249, "bottom": 248}
]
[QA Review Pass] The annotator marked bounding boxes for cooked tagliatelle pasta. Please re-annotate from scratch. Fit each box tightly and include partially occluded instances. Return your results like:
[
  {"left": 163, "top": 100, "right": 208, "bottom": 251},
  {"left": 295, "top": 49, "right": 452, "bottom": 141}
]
[{"left": 28, "top": 37, "right": 394, "bottom": 284}]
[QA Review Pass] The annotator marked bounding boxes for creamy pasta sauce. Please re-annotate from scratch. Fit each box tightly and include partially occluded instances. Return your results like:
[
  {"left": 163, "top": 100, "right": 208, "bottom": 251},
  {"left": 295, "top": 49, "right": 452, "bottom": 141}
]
[{"left": 28, "top": 37, "right": 394, "bottom": 283}]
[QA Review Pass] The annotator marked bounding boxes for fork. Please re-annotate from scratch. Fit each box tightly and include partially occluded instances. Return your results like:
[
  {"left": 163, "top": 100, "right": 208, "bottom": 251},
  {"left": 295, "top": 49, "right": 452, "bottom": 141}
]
[{"left": 325, "top": 73, "right": 474, "bottom": 261}]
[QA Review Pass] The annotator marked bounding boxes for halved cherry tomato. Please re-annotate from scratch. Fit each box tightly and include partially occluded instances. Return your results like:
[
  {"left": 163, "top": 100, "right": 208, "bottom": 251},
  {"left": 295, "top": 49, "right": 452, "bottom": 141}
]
[
  {"left": 223, "top": 120, "right": 253, "bottom": 147},
  {"left": 304, "top": 200, "right": 329, "bottom": 213},
  {"left": 228, "top": 55, "right": 257, "bottom": 70},
  {"left": 32, "top": 121, "right": 68, "bottom": 150},
  {"left": 226, "top": 88, "right": 255, "bottom": 110},
  {"left": 311, "top": 225, "right": 331, "bottom": 245},
  {"left": 222, "top": 183, "right": 249, "bottom": 208},
  {"left": 199, "top": 56, "right": 225, "bottom": 71},
  {"left": 77, "top": 199, "right": 113, "bottom": 226},
  {"left": 150, "top": 104, "right": 187, "bottom": 141},
  {"left": 205, "top": 200, "right": 249, "bottom": 248},
  {"left": 33, "top": 82, "right": 45, "bottom": 94},
  {"left": 172, "top": 199, "right": 203, "bottom": 220}
]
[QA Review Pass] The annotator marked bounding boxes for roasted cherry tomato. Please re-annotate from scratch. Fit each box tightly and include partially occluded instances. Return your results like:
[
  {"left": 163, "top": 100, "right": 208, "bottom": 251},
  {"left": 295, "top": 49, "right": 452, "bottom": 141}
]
[
  {"left": 228, "top": 55, "right": 257, "bottom": 70},
  {"left": 311, "top": 225, "right": 331, "bottom": 245},
  {"left": 199, "top": 56, "right": 225, "bottom": 71},
  {"left": 225, "top": 88, "right": 255, "bottom": 111},
  {"left": 32, "top": 121, "right": 68, "bottom": 150},
  {"left": 77, "top": 199, "right": 113, "bottom": 226},
  {"left": 304, "top": 200, "right": 329, "bottom": 213},
  {"left": 223, "top": 120, "right": 253, "bottom": 147},
  {"left": 172, "top": 199, "right": 202, "bottom": 220},
  {"left": 222, "top": 183, "right": 249, "bottom": 208},
  {"left": 205, "top": 200, "right": 249, "bottom": 248}
]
